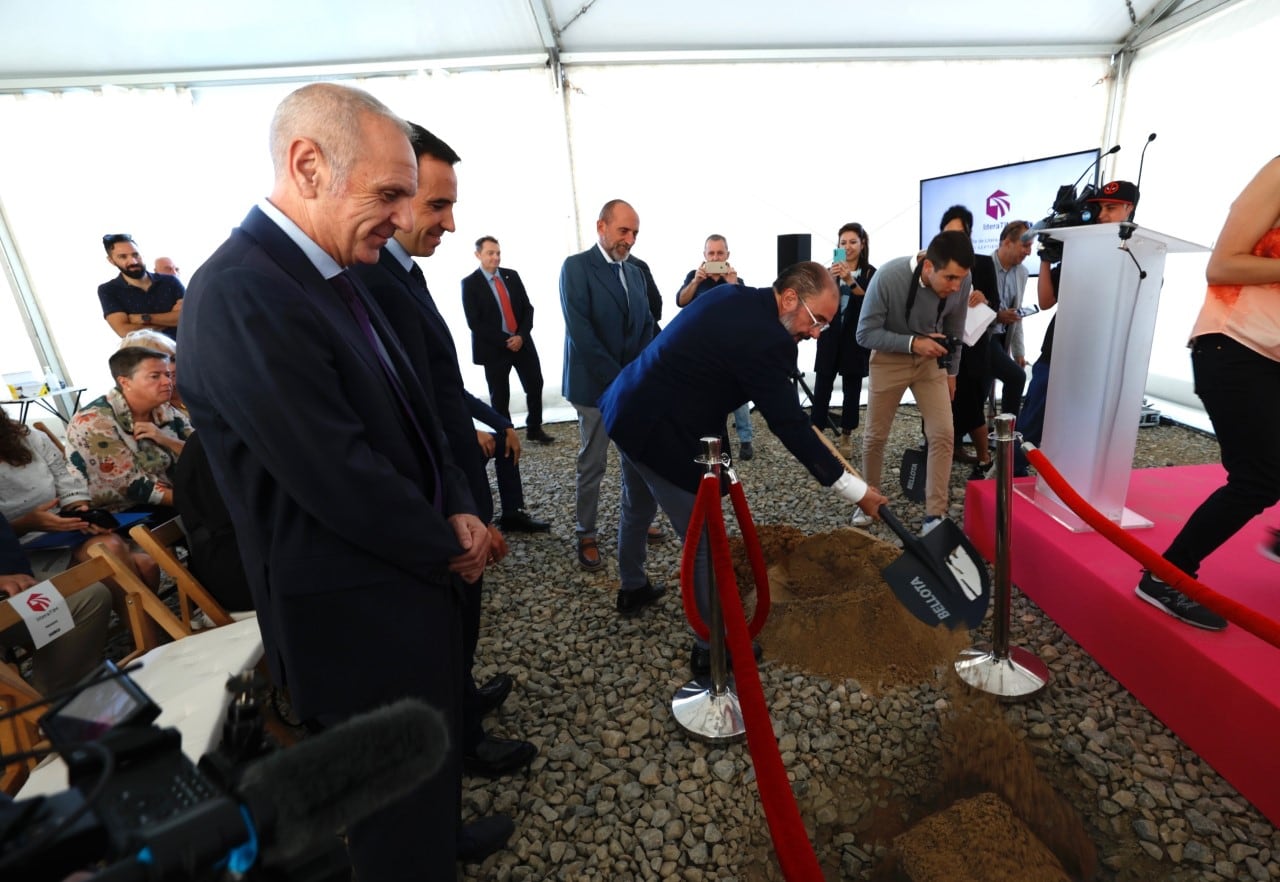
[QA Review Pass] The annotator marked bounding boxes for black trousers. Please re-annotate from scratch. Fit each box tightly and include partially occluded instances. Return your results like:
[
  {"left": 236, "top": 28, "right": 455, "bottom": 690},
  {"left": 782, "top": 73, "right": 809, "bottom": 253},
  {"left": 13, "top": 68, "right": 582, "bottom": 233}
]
[
  {"left": 987, "top": 332, "right": 1026, "bottom": 418},
  {"left": 1164, "top": 334, "right": 1280, "bottom": 574},
  {"left": 484, "top": 340, "right": 545, "bottom": 431}
]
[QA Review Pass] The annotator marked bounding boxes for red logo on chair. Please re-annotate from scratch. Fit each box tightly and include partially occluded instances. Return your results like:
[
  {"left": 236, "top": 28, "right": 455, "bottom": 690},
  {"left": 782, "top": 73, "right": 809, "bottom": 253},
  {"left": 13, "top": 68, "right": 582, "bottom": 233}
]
[{"left": 25, "top": 592, "right": 52, "bottom": 612}]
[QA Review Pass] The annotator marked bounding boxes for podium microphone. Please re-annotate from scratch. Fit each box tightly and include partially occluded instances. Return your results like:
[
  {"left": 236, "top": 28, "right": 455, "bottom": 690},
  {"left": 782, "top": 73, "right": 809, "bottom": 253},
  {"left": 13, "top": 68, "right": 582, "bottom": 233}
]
[{"left": 1131, "top": 132, "right": 1157, "bottom": 224}]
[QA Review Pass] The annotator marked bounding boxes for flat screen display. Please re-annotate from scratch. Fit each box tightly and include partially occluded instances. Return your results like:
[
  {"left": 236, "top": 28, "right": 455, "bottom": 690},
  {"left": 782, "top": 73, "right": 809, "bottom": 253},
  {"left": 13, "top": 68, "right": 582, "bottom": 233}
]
[{"left": 920, "top": 149, "right": 1100, "bottom": 274}]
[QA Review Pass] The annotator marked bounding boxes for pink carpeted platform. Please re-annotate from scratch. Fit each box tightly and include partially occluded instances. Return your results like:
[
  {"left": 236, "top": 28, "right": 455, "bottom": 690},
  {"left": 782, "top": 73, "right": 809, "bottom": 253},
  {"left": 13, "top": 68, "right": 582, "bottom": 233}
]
[{"left": 964, "top": 464, "right": 1280, "bottom": 826}]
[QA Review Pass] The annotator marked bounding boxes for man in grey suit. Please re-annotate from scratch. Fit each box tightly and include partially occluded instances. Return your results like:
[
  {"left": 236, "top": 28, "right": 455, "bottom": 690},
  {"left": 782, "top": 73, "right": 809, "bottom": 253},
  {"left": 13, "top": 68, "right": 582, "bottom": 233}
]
[{"left": 558, "top": 201, "right": 662, "bottom": 609}]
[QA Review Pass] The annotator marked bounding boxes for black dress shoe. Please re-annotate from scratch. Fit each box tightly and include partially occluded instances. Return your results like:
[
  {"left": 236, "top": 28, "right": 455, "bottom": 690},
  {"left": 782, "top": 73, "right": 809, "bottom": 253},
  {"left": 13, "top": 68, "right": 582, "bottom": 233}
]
[
  {"left": 691, "top": 640, "right": 763, "bottom": 677},
  {"left": 464, "top": 734, "right": 538, "bottom": 779},
  {"left": 526, "top": 428, "right": 556, "bottom": 444},
  {"left": 456, "top": 814, "right": 515, "bottom": 863},
  {"left": 470, "top": 673, "right": 513, "bottom": 718},
  {"left": 616, "top": 580, "right": 665, "bottom": 617},
  {"left": 498, "top": 508, "right": 551, "bottom": 533}
]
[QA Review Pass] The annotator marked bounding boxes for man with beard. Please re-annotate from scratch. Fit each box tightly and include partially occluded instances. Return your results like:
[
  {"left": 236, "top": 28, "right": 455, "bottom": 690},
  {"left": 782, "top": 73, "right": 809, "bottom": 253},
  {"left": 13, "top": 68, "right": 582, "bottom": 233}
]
[
  {"left": 559, "top": 199, "right": 658, "bottom": 583},
  {"left": 599, "top": 261, "right": 887, "bottom": 674},
  {"left": 98, "top": 235, "right": 184, "bottom": 339}
]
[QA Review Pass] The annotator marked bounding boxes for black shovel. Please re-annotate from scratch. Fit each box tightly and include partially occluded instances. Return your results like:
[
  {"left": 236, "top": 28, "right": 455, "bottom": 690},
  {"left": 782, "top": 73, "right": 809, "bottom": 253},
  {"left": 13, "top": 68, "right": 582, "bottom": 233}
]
[{"left": 814, "top": 427, "right": 990, "bottom": 630}]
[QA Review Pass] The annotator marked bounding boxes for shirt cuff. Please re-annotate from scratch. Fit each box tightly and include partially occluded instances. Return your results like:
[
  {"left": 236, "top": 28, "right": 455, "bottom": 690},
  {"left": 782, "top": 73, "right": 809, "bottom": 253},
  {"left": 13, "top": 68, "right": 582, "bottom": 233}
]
[{"left": 831, "top": 471, "right": 868, "bottom": 505}]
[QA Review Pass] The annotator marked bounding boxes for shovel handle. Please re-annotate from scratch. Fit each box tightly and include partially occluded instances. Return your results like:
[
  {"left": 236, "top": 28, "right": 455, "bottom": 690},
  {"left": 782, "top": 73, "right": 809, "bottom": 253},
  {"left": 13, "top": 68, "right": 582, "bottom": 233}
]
[{"left": 811, "top": 427, "right": 923, "bottom": 547}]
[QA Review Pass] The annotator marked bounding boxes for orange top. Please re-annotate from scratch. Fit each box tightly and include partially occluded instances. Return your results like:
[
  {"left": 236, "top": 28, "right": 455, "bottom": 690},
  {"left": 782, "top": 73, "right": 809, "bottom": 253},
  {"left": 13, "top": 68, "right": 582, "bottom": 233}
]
[{"left": 1190, "top": 227, "right": 1280, "bottom": 361}]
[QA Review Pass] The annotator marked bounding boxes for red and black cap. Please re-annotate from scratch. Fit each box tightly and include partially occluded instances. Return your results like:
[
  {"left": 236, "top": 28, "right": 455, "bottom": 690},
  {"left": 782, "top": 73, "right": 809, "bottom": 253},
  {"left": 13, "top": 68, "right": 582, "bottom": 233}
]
[{"left": 1087, "top": 180, "right": 1139, "bottom": 205}]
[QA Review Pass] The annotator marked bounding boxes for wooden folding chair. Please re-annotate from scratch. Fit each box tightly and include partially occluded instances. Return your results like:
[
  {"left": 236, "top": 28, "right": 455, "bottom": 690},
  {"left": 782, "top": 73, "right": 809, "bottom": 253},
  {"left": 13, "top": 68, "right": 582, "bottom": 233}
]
[
  {"left": 0, "top": 662, "right": 45, "bottom": 795},
  {"left": 31, "top": 421, "right": 65, "bottom": 456},
  {"left": 128, "top": 518, "right": 235, "bottom": 633}
]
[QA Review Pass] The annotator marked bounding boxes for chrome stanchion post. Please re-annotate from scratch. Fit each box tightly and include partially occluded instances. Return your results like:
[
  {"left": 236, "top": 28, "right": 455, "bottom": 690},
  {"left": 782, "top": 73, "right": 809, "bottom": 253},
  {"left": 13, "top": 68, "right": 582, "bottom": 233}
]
[
  {"left": 954, "top": 414, "right": 1050, "bottom": 699},
  {"left": 672, "top": 436, "right": 746, "bottom": 743}
]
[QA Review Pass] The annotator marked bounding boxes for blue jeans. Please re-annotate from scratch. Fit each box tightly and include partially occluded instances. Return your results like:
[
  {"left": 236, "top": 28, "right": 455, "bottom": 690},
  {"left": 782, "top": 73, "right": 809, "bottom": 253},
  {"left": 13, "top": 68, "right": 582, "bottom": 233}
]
[
  {"left": 1015, "top": 356, "right": 1051, "bottom": 475},
  {"left": 732, "top": 403, "right": 753, "bottom": 443}
]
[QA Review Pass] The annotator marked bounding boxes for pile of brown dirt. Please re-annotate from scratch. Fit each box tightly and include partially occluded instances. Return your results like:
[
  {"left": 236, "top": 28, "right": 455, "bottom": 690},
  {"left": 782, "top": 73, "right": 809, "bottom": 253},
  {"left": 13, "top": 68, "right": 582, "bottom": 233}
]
[
  {"left": 938, "top": 690, "right": 1097, "bottom": 880},
  {"left": 885, "top": 792, "right": 1071, "bottom": 882},
  {"left": 750, "top": 528, "right": 971, "bottom": 689}
]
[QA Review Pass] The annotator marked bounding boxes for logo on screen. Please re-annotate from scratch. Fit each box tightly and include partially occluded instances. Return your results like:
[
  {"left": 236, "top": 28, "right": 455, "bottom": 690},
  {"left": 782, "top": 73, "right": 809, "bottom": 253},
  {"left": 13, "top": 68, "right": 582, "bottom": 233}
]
[
  {"left": 986, "top": 190, "right": 1011, "bottom": 220},
  {"left": 26, "top": 592, "right": 51, "bottom": 612}
]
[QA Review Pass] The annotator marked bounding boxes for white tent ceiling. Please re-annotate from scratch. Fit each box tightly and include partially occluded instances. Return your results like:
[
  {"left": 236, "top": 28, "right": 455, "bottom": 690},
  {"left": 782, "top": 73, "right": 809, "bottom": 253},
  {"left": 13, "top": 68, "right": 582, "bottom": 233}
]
[{"left": 0, "top": 0, "right": 1234, "bottom": 89}]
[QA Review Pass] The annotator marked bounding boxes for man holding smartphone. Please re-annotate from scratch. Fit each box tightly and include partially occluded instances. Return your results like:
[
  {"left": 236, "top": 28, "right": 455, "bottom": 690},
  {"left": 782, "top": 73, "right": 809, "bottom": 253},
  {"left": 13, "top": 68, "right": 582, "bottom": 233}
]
[
  {"left": 675, "top": 234, "right": 755, "bottom": 460},
  {"left": 981, "top": 219, "right": 1034, "bottom": 418}
]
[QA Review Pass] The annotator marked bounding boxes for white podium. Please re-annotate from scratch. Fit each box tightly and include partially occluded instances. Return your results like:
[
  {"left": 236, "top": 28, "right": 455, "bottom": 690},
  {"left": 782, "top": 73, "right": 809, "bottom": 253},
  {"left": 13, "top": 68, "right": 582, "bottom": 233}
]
[{"left": 1016, "top": 223, "right": 1207, "bottom": 531}]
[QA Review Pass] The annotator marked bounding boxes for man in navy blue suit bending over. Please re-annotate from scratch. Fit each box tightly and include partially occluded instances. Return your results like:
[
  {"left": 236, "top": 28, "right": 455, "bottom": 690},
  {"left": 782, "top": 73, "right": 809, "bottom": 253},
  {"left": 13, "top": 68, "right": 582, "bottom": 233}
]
[{"left": 600, "top": 262, "right": 887, "bottom": 676}]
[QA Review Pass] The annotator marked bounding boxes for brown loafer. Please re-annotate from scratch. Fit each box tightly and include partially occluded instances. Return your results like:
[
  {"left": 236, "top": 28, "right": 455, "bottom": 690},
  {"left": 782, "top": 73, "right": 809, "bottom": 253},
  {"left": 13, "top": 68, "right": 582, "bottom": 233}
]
[{"left": 577, "top": 536, "right": 604, "bottom": 571}]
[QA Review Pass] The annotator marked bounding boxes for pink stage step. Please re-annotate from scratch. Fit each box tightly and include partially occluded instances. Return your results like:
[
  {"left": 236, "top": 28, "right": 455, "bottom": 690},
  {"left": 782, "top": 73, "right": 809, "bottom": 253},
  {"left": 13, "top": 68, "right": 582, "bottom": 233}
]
[{"left": 963, "top": 465, "right": 1280, "bottom": 825}]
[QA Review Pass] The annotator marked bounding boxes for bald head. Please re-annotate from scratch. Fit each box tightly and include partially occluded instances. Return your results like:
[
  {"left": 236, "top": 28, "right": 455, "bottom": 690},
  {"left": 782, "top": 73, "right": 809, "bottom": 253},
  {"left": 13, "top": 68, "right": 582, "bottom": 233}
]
[
  {"left": 269, "top": 83, "right": 411, "bottom": 193},
  {"left": 267, "top": 83, "right": 418, "bottom": 267},
  {"left": 596, "top": 199, "right": 639, "bottom": 261}
]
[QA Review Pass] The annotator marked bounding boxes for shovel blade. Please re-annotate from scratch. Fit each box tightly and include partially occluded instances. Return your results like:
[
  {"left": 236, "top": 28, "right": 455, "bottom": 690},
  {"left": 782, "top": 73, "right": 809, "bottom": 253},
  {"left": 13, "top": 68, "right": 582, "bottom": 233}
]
[{"left": 882, "top": 518, "right": 990, "bottom": 630}]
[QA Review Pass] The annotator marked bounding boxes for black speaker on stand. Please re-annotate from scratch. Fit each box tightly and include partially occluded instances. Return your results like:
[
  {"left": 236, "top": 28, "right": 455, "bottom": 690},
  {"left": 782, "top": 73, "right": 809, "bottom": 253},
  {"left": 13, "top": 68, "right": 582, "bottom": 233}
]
[{"left": 776, "top": 234, "right": 811, "bottom": 275}]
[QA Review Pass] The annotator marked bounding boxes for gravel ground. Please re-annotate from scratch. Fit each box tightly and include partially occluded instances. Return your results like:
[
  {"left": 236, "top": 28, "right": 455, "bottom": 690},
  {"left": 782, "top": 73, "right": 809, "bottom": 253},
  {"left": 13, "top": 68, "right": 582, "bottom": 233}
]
[{"left": 459, "top": 405, "right": 1280, "bottom": 882}]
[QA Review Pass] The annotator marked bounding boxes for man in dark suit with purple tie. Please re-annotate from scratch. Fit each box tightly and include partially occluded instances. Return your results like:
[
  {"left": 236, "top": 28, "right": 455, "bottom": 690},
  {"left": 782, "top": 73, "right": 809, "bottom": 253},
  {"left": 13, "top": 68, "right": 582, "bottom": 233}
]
[
  {"left": 178, "top": 83, "right": 491, "bottom": 880},
  {"left": 461, "top": 237, "right": 554, "bottom": 444}
]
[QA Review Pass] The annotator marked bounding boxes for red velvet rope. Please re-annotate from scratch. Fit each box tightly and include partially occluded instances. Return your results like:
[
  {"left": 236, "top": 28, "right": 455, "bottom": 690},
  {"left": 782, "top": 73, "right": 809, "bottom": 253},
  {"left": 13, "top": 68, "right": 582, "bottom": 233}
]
[
  {"left": 685, "top": 473, "right": 825, "bottom": 880},
  {"left": 729, "top": 477, "right": 771, "bottom": 638},
  {"left": 1025, "top": 444, "right": 1280, "bottom": 650},
  {"left": 679, "top": 475, "right": 772, "bottom": 639}
]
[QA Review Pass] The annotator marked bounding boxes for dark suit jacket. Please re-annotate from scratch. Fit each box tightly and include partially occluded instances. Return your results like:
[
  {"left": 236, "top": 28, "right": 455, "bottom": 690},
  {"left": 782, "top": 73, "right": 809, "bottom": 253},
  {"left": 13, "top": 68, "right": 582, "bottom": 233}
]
[
  {"left": 461, "top": 266, "right": 535, "bottom": 366},
  {"left": 627, "top": 254, "right": 663, "bottom": 324},
  {"left": 559, "top": 245, "right": 655, "bottom": 407},
  {"left": 599, "top": 284, "right": 845, "bottom": 493},
  {"left": 178, "top": 207, "right": 475, "bottom": 720},
  {"left": 356, "top": 250, "right": 502, "bottom": 524}
]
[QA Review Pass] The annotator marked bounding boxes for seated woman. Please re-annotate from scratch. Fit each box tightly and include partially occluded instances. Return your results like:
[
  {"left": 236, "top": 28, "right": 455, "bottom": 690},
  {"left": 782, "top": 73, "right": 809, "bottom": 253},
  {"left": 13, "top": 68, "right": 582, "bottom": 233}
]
[
  {"left": 120, "top": 329, "right": 186, "bottom": 416},
  {"left": 0, "top": 410, "right": 161, "bottom": 653},
  {"left": 66, "top": 346, "right": 192, "bottom": 517}
]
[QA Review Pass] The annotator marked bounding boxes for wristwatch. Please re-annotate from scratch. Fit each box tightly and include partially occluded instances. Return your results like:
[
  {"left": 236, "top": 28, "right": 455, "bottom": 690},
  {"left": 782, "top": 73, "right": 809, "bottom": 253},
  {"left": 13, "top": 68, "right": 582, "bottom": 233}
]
[{"left": 140, "top": 313, "right": 152, "bottom": 324}]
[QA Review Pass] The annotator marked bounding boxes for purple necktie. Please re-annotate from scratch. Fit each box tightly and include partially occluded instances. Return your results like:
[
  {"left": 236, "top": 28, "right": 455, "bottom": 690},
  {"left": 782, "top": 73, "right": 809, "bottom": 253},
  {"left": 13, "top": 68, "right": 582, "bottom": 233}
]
[{"left": 331, "top": 271, "right": 442, "bottom": 510}]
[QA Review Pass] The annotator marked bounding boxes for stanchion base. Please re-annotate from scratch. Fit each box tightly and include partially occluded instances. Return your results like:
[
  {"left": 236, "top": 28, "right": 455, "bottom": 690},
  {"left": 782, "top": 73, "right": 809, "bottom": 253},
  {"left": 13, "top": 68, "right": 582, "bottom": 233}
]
[
  {"left": 672, "top": 679, "right": 746, "bottom": 743},
  {"left": 954, "top": 646, "right": 1051, "bottom": 700}
]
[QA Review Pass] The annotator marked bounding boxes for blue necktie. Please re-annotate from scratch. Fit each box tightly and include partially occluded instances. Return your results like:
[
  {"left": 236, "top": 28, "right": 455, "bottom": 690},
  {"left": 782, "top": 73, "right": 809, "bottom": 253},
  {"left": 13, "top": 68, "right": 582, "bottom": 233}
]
[
  {"left": 331, "top": 271, "right": 442, "bottom": 510},
  {"left": 613, "top": 262, "right": 630, "bottom": 316}
]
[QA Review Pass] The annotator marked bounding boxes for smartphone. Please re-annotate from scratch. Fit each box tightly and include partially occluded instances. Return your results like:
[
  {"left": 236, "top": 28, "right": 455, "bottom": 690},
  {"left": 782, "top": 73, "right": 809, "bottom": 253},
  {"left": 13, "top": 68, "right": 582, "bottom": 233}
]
[
  {"left": 833, "top": 247, "right": 847, "bottom": 263},
  {"left": 703, "top": 260, "right": 729, "bottom": 275},
  {"left": 1016, "top": 305, "right": 1040, "bottom": 318}
]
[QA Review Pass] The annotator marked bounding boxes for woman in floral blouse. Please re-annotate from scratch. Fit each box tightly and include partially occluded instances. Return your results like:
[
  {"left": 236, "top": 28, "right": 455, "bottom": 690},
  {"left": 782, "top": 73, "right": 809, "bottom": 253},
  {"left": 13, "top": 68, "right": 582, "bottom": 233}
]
[{"left": 67, "top": 346, "right": 192, "bottom": 512}]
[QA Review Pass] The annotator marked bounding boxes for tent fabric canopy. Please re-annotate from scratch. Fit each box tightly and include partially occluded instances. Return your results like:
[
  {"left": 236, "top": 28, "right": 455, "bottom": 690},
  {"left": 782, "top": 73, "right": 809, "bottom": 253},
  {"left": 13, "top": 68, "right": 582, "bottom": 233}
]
[{"left": 0, "top": 0, "right": 1230, "bottom": 88}]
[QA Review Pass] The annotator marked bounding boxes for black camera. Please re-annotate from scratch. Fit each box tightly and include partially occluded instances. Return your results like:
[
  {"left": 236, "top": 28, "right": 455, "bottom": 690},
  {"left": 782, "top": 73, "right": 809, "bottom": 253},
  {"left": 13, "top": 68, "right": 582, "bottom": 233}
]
[
  {"left": 935, "top": 335, "right": 964, "bottom": 371},
  {"left": 57, "top": 506, "right": 119, "bottom": 530},
  {"left": 1029, "top": 183, "right": 1099, "bottom": 264}
]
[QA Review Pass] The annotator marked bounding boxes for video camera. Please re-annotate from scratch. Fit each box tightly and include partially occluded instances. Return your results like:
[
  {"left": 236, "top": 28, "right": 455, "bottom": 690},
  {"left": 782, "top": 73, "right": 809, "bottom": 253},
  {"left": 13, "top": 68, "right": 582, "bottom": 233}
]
[
  {"left": 0, "top": 662, "right": 447, "bottom": 882},
  {"left": 1025, "top": 182, "right": 1099, "bottom": 264}
]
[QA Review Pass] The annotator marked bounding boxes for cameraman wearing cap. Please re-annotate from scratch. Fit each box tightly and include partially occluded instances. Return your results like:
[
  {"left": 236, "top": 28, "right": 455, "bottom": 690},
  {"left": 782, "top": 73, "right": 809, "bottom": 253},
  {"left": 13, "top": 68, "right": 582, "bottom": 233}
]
[
  {"left": 1017, "top": 181, "right": 1139, "bottom": 472},
  {"left": 856, "top": 230, "right": 973, "bottom": 535}
]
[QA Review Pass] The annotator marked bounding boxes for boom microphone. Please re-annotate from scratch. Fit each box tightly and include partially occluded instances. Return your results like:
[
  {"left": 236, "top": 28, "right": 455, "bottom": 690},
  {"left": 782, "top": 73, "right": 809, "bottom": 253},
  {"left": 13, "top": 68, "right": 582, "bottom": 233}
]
[
  {"left": 1072, "top": 143, "right": 1121, "bottom": 192},
  {"left": 238, "top": 697, "right": 449, "bottom": 862}
]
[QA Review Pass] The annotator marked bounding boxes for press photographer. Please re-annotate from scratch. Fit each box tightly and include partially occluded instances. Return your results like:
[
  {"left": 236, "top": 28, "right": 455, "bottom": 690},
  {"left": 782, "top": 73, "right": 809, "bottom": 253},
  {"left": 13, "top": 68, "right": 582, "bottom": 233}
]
[
  {"left": 1017, "top": 179, "right": 1140, "bottom": 472},
  {"left": 856, "top": 230, "right": 974, "bottom": 536}
]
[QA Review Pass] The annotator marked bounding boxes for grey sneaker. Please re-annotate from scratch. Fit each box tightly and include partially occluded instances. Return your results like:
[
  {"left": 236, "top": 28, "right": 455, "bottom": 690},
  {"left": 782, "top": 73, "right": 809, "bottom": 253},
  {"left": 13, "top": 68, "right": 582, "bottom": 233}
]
[{"left": 1135, "top": 571, "right": 1226, "bottom": 631}]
